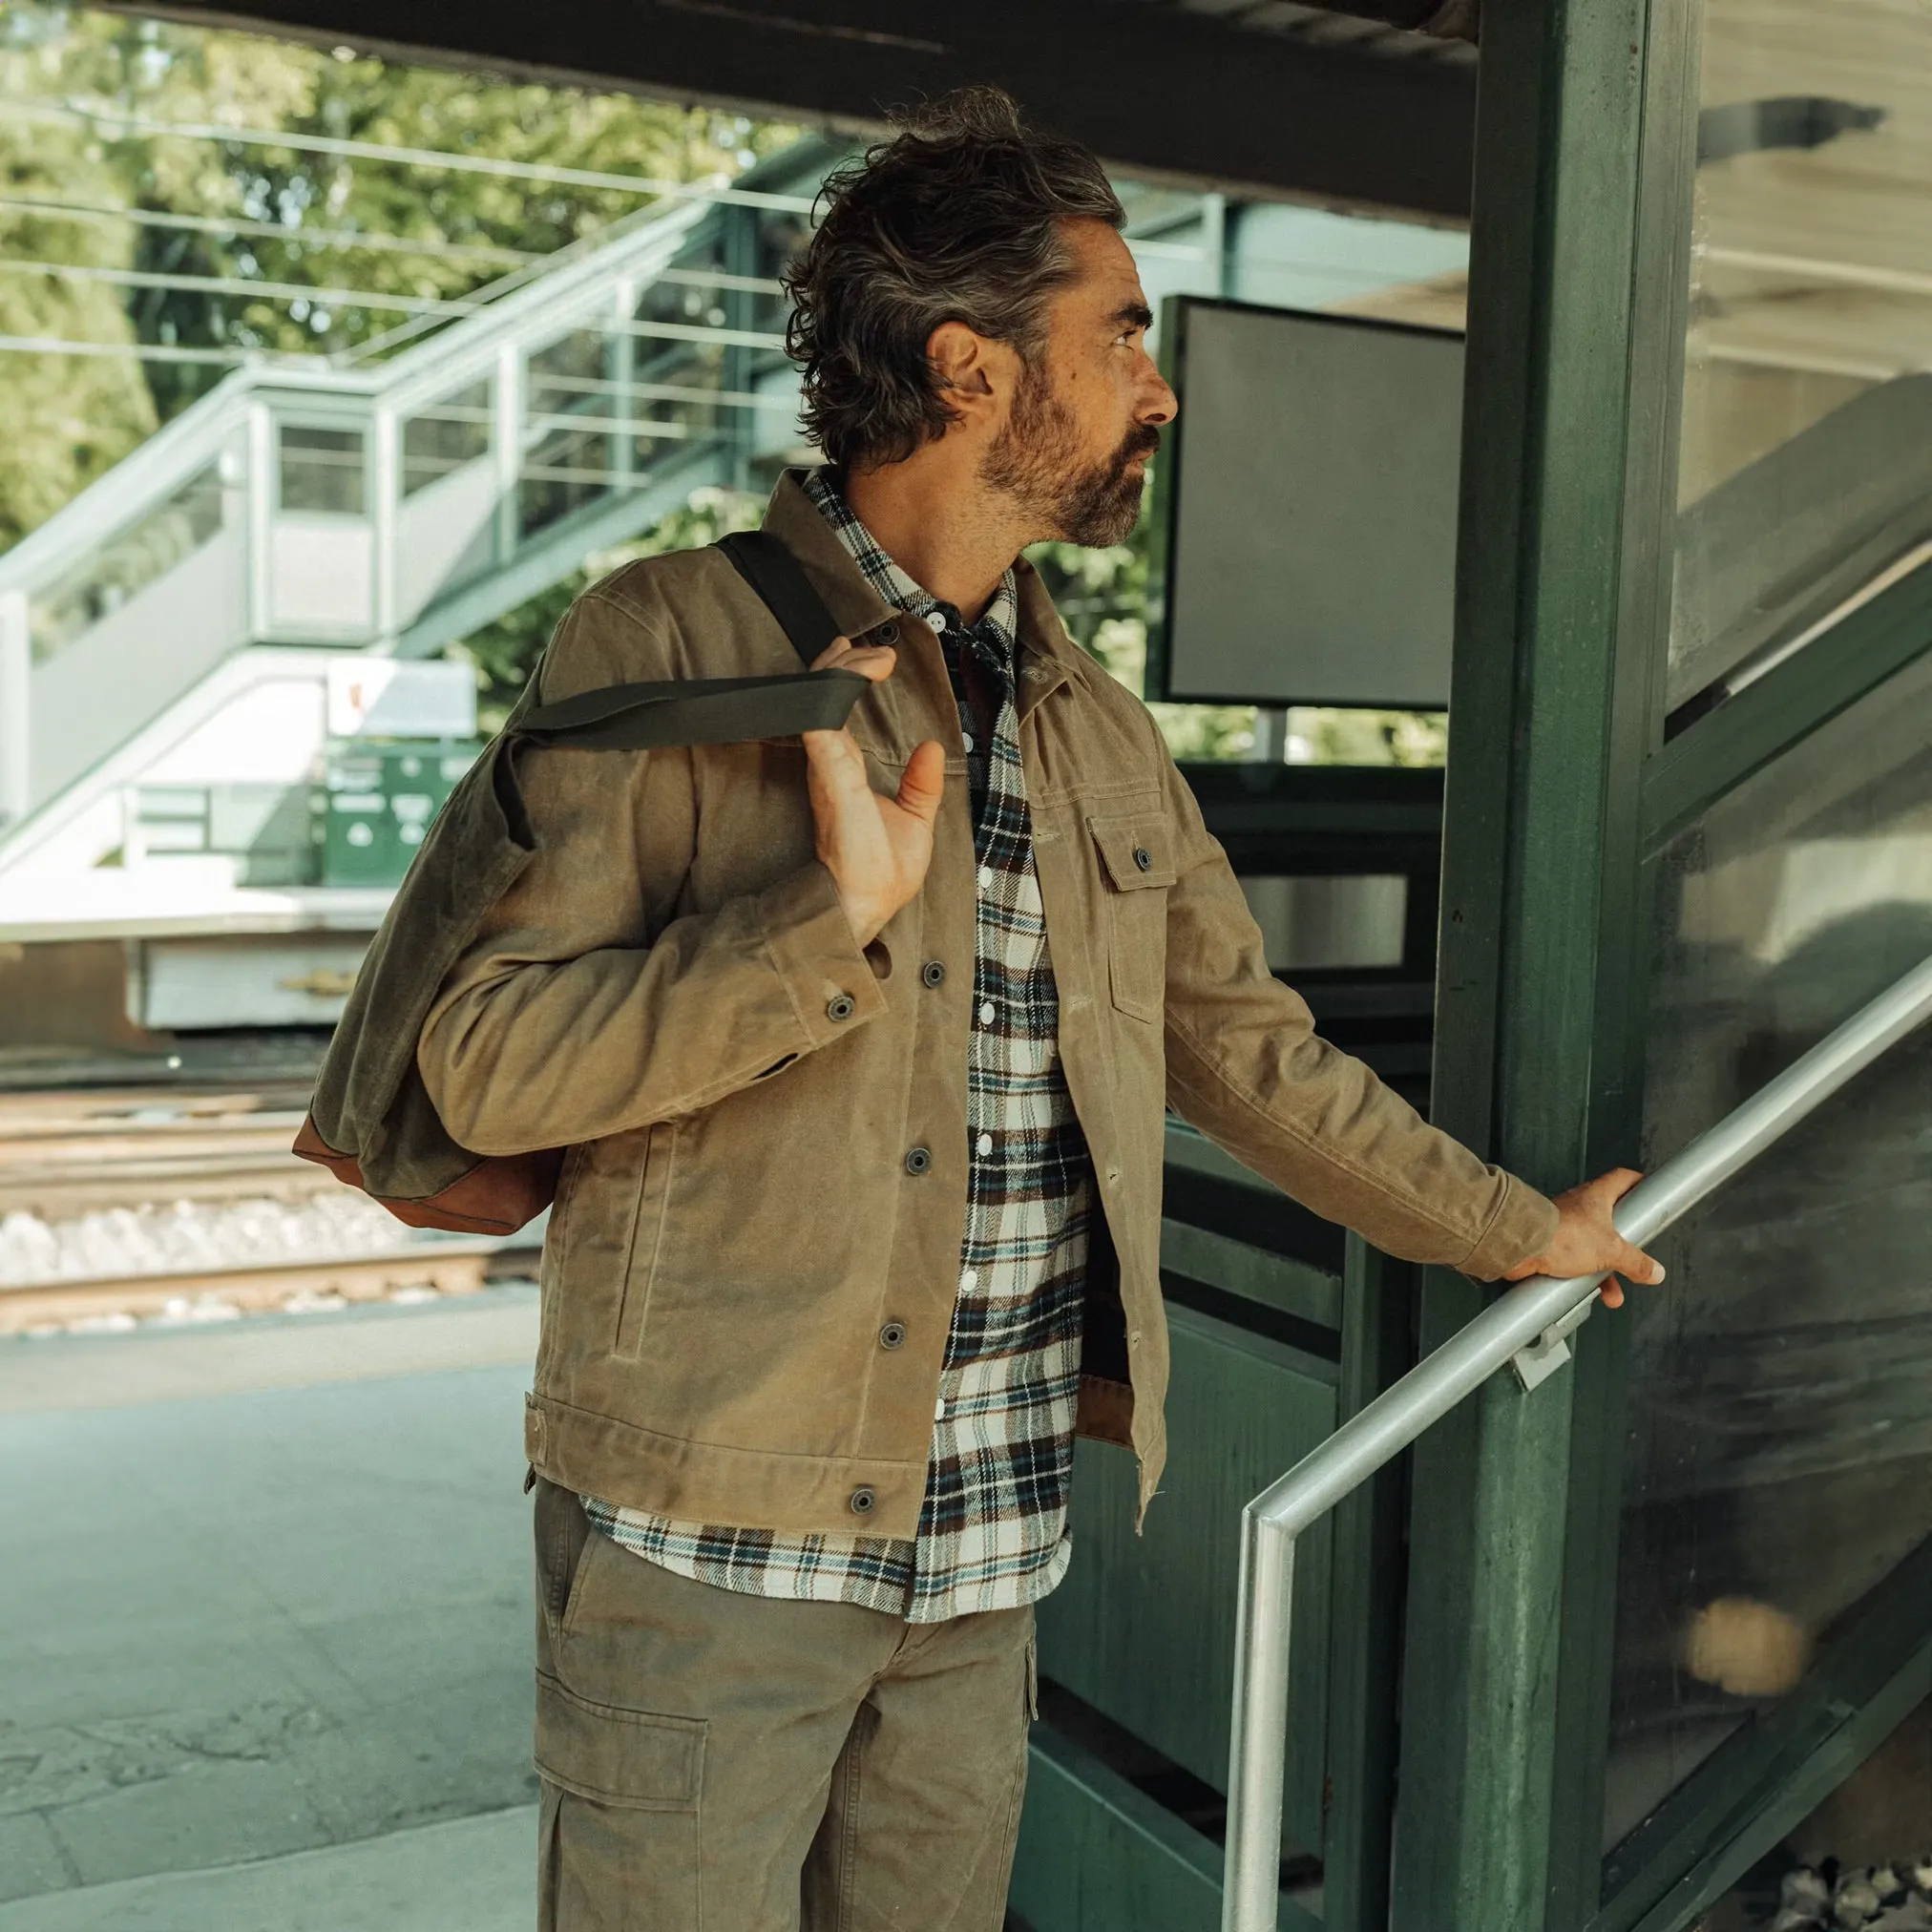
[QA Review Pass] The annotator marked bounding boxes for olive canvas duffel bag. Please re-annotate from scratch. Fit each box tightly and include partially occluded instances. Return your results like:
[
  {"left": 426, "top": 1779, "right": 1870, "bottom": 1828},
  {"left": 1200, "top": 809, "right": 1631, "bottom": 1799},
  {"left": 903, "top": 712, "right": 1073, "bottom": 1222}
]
[{"left": 292, "top": 531, "right": 864, "bottom": 1235}]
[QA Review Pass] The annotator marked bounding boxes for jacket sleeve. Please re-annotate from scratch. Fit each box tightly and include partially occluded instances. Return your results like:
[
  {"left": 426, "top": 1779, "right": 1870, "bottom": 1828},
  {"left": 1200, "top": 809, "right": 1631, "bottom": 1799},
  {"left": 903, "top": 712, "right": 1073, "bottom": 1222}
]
[
  {"left": 1153, "top": 739, "right": 1558, "bottom": 1282},
  {"left": 415, "top": 587, "right": 885, "bottom": 1156}
]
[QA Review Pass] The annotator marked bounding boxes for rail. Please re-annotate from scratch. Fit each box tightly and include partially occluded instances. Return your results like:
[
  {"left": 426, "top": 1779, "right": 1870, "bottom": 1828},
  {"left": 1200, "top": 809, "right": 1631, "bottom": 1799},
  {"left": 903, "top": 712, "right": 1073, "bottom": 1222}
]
[{"left": 1221, "top": 950, "right": 1932, "bottom": 1932}]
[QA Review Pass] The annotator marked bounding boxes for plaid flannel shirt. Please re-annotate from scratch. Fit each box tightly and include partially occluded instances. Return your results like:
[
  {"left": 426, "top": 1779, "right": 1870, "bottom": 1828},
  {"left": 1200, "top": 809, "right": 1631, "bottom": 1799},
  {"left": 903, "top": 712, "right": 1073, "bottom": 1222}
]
[{"left": 582, "top": 470, "right": 1092, "bottom": 1623}]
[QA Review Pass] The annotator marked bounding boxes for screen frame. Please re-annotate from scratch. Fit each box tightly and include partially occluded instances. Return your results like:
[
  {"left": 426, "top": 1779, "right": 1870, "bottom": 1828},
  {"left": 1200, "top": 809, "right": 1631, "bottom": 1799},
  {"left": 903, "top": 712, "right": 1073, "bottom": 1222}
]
[{"left": 1145, "top": 293, "right": 1466, "bottom": 710}]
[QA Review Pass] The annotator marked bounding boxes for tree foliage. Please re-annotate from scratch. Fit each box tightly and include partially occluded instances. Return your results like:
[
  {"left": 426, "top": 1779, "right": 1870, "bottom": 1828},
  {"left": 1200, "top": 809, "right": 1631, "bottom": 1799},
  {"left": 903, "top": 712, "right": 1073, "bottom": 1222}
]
[{"left": 0, "top": 3, "right": 795, "bottom": 545}]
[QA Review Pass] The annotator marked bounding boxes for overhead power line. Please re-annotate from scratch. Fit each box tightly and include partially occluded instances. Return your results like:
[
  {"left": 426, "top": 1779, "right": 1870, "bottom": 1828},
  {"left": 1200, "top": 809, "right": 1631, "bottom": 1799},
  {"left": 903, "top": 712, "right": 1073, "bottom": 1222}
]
[
  {"left": 0, "top": 256, "right": 472, "bottom": 319},
  {"left": 0, "top": 333, "right": 259, "bottom": 368},
  {"left": 0, "top": 101, "right": 818, "bottom": 215},
  {"left": 0, "top": 258, "right": 790, "bottom": 350},
  {"left": 0, "top": 194, "right": 538, "bottom": 266}
]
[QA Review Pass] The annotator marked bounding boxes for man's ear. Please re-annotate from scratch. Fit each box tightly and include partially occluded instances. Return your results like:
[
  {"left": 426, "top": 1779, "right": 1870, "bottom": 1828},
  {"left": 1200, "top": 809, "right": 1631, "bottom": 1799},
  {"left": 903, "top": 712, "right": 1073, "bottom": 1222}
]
[{"left": 926, "top": 320, "right": 1002, "bottom": 425}]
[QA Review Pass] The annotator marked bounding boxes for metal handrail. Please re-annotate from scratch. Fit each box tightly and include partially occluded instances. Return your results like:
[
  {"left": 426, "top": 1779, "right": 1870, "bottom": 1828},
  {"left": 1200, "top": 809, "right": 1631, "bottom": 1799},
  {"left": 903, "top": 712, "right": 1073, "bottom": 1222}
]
[{"left": 1222, "top": 950, "right": 1932, "bottom": 1932}]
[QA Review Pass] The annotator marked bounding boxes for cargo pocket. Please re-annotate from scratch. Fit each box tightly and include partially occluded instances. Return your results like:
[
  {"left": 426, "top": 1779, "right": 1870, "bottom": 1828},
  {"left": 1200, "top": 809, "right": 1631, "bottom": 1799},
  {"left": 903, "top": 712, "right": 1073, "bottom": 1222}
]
[
  {"left": 1086, "top": 813, "right": 1177, "bottom": 1023},
  {"left": 536, "top": 1670, "right": 704, "bottom": 1923},
  {"left": 536, "top": 1670, "right": 706, "bottom": 1812}
]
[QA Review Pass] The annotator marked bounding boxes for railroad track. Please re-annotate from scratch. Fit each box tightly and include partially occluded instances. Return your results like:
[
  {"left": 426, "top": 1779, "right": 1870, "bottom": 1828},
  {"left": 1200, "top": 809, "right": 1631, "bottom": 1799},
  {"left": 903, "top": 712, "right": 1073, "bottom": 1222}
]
[
  {"left": 0, "top": 1077, "right": 546, "bottom": 1333},
  {"left": 0, "top": 1081, "right": 330, "bottom": 1218},
  {"left": 0, "top": 1241, "right": 543, "bottom": 1335}
]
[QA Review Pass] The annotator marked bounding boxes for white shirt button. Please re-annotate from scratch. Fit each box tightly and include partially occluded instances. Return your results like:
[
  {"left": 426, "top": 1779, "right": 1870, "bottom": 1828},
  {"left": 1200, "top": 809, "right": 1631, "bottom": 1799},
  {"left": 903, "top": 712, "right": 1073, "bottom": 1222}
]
[
  {"left": 976, "top": 1132, "right": 993, "bottom": 1156},
  {"left": 924, "top": 610, "right": 946, "bottom": 632},
  {"left": 959, "top": 1268, "right": 977, "bottom": 1292},
  {"left": 977, "top": 865, "right": 994, "bottom": 892},
  {"left": 978, "top": 1000, "right": 996, "bottom": 1024},
  {"left": 934, "top": 1396, "right": 948, "bottom": 1419},
  {"left": 961, "top": 732, "right": 975, "bottom": 752}
]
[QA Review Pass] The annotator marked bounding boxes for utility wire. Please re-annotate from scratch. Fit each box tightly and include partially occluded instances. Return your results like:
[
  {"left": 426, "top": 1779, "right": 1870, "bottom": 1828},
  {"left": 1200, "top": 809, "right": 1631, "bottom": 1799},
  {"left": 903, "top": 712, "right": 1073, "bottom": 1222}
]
[
  {"left": 0, "top": 260, "right": 790, "bottom": 351},
  {"left": 0, "top": 332, "right": 258, "bottom": 367},
  {"left": 0, "top": 100, "right": 819, "bottom": 214},
  {"left": 0, "top": 256, "right": 472, "bottom": 318},
  {"left": 0, "top": 193, "right": 538, "bottom": 265}
]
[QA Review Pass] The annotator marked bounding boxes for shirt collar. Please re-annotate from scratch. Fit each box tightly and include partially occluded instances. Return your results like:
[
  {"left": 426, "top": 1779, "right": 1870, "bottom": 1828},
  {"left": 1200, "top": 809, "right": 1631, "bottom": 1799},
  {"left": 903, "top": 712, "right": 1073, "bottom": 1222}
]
[{"left": 802, "top": 467, "right": 1019, "bottom": 656}]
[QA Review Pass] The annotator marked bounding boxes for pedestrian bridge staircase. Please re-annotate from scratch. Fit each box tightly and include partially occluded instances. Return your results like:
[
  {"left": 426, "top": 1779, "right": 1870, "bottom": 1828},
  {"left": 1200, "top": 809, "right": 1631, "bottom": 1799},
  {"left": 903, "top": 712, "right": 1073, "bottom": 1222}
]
[{"left": 0, "top": 140, "right": 830, "bottom": 873}]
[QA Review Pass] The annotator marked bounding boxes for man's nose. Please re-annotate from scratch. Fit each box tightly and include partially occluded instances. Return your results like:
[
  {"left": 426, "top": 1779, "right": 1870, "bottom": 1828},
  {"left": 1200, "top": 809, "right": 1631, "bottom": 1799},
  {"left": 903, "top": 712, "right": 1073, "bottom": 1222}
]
[{"left": 1141, "top": 362, "right": 1178, "bottom": 425}]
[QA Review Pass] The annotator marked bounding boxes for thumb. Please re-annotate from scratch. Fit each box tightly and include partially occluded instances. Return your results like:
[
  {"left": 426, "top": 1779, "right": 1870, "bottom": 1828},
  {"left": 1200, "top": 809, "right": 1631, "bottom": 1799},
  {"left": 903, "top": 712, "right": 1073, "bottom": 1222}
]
[{"left": 895, "top": 741, "right": 946, "bottom": 825}]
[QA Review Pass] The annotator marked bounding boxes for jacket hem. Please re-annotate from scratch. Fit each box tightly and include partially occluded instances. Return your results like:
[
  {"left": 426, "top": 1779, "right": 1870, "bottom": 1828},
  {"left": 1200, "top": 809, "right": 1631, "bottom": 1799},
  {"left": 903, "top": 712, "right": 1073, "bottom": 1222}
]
[{"left": 525, "top": 1390, "right": 932, "bottom": 1543}]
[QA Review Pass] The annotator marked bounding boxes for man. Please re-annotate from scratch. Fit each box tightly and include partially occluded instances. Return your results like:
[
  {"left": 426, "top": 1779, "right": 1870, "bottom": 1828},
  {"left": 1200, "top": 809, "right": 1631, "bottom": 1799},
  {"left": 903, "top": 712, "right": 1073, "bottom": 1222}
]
[{"left": 417, "top": 87, "right": 1661, "bottom": 1932}]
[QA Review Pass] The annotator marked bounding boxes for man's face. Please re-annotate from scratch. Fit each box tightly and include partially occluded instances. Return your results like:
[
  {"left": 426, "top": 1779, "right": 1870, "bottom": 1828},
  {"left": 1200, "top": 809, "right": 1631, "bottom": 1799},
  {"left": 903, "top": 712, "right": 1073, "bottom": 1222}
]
[{"left": 979, "top": 220, "right": 1177, "bottom": 548}]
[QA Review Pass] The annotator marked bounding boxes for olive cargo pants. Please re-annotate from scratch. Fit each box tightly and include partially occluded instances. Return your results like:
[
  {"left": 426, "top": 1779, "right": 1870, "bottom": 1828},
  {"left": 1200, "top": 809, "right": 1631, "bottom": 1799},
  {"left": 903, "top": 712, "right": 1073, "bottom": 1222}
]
[{"left": 533, "top": 1479, "right": 1036, "bottom": 1930}]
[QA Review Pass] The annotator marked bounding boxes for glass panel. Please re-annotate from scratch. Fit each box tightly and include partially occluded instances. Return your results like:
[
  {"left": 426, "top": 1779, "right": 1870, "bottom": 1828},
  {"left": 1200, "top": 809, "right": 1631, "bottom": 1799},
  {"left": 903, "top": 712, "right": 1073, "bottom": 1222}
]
[
  {"left": 1698, "top": 1695, "right": 1929, "bottom": 1929},
  {"left": 1666, "top": 0, "right": 1932, "bottom": 713},
  {"left": 519, "top": 328, "right": 615, "bottom": 536},
  {"left": 402, "top": 379, "right": 493, "bottom": 495},
  {"left": 278, "top": 425, "right": 367, "bottom": 515},
  {"left": 1604, "top": 646, "right": 1932, "bottom": 1854},
  {"left": 29, "top": 463, "right": 224, "bottom": 662},
  {"left": 1236, "top": 874, "right": 1407, "bottom": 974}
]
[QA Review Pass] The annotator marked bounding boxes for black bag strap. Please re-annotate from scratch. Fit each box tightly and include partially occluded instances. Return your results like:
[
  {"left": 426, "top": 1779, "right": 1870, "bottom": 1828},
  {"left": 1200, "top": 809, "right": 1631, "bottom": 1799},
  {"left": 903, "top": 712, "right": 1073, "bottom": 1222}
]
[
  {"left": 715, "top": 528, "right": 844, "bottom": 666},
  {"left": 513, "top": 530, "right": 858, "bottom": 751}
]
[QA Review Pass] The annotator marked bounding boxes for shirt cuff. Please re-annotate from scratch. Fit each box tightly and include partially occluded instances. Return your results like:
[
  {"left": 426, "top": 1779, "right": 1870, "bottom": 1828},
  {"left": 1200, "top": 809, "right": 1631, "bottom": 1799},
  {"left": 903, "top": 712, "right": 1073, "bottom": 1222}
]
[{"left": 756, "top": 861, "right": 890, "bottom": 1051}]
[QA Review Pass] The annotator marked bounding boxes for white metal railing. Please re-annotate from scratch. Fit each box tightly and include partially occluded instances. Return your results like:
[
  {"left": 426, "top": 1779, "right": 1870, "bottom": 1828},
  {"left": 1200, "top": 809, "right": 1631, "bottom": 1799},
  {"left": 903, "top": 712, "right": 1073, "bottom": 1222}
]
[
  {"left": 1221, "top": 950, "right": 1932, "bottom": 1932},
  {"left": 0, "top": 171, "right": 807, "bottom": 836}
]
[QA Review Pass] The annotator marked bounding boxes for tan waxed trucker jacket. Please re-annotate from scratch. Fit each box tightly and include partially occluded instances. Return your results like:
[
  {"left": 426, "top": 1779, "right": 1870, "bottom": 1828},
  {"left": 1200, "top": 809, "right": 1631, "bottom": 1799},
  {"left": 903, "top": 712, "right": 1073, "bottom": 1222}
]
[{"left": 416, "top": 471, "right": 1560, "bottom": 1540}]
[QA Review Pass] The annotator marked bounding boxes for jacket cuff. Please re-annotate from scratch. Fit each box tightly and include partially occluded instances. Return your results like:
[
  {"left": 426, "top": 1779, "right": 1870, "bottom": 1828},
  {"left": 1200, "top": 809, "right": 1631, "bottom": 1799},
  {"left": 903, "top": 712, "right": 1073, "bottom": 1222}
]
[
  {"left": 757, "top": 861, "right": 889, "bottom": 1051},
  {"left": 1460, "top": 1173, "right": 1561, "bottom": 1281}
]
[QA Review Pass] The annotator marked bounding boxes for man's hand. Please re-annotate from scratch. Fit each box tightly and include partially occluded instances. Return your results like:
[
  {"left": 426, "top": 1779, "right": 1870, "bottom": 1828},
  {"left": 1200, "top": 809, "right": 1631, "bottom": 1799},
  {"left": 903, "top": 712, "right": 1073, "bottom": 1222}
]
[
  {"left": 1502, "top": 1166, "right": 1665, "bottom": 1309},
  {"left": 801, "top": 637, "right": 946, "bottom": 949}
]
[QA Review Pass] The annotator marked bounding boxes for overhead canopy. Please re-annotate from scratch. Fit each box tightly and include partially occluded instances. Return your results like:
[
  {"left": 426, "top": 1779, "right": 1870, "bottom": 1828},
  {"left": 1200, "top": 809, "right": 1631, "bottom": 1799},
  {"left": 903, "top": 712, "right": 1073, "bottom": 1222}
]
[{"left": 111, "top": 0, "right": 1480, "bottom": 220}]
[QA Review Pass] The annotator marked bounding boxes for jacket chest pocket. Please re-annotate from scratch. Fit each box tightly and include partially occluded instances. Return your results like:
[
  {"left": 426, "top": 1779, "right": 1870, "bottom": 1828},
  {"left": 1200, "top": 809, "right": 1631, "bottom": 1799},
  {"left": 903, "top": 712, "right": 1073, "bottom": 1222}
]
[{"left": 1086, "top": 812, "right": 1177, "bottom": 1023}]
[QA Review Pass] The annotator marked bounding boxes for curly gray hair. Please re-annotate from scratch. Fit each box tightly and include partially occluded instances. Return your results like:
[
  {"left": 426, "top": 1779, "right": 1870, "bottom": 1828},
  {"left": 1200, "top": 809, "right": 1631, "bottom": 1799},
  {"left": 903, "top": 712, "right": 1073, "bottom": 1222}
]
[{"left": 784, "top": 87, "right": 1124, "bottom": 472}]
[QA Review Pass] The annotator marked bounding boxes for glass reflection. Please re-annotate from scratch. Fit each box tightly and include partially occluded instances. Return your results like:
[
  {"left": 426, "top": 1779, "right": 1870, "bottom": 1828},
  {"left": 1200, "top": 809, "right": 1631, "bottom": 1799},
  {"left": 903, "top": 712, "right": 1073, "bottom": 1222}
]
[
  {"left": 1668, "top": 0, "right": 1932, "bottom": 713},
  {"left": 30, "top": 463, "right": 225, "bottom": 662},
  {"left": 1606, "top": 649, "right": 1932, "bottom": 1851}
]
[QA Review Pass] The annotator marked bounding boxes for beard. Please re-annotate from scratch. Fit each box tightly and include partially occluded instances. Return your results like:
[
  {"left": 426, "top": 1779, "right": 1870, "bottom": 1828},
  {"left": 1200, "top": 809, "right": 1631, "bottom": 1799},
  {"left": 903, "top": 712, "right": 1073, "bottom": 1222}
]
[{"left": 980, "top": 359, "right": 1160, "bottom": 548}]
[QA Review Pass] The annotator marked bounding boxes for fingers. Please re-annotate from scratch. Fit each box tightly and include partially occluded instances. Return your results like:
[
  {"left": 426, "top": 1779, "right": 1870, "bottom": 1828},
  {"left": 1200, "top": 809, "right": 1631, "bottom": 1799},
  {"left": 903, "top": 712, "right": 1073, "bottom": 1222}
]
[
  {"left": 896, "top": 741, "right": 946, "bottom": 825},
  {"left": 799, "top": 725, "right": 872, "bottom": 805},
  {"left": 1615, "top": 1237, "right": 1666, "bottom": 1288},
  {"left": 811, "top": 635, "right": 897, "bottom": 683},
  {"left": 1589, "top": 1166, "right": 1665, "bottom": 1292}
]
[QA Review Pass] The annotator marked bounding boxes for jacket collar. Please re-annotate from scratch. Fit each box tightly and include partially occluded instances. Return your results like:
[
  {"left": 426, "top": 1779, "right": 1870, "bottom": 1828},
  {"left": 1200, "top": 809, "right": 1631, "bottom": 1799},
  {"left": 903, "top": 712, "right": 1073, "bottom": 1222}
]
[
  {"left": 762, "top": 470, "right": 900, "bottom": 644},
  {"left": 763, "top": 468, "right": 1082, "bottom": 721}
]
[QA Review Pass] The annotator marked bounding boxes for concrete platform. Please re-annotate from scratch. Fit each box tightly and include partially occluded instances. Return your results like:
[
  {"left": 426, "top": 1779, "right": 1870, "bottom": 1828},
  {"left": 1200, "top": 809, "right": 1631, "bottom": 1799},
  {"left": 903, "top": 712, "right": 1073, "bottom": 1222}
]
[{"left": 0, "top": 1288, "right": 542, "bottom": 1928}]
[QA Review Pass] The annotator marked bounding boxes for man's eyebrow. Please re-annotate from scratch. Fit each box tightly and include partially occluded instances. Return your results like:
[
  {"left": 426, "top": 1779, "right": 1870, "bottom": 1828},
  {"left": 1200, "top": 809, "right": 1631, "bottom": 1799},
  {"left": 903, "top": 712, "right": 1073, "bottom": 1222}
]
[{"left": 1110, "top": 301, "right": 1155, "bottom": 330}]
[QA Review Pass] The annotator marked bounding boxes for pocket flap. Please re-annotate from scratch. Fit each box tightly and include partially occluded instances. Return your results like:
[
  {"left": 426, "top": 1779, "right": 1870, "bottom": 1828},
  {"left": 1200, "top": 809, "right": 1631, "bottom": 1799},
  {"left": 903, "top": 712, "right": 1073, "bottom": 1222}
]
[
  {"left": 535, "top": 1670, "right": 705, "bottom": 1811},
  {"left": 1087, "top": 815, "right": 1177, "bottom": 891}
]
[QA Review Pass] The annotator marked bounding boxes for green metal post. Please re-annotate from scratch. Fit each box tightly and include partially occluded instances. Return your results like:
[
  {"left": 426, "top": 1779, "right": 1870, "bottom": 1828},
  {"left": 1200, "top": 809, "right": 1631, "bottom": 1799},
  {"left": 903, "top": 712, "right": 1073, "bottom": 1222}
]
[{"left": 1390, "top": 0, "right": 1699, "bottom": 1921}]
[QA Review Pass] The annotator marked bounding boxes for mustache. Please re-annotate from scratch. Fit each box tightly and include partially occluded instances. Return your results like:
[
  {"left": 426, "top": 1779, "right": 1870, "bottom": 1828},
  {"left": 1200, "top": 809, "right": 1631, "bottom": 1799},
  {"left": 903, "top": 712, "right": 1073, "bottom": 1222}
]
[{"left": 1122, "top": 427, "right": 1162, "bottom": 464}]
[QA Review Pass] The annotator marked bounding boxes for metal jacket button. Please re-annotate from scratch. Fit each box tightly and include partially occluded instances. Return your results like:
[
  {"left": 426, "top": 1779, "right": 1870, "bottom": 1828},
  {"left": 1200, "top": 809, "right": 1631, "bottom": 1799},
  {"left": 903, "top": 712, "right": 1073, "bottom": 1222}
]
[
  {"left": 827, "top": 994, "right": 856, "bottom": 1021},
  {"left": 879, "top": 1321, "right": 907, "bottom": 1350},
  {"left": 921, "top": 959, "right": 946, "bottom": 988},
  {"left": 904, "top": 1145, "right": 932, "bottom": 1175},
  {"left": 849, "top": 1487, "right": 876, "bottom": 1516},
  {"left": 1133, "top": 846, "right": 1153, "bottom": 872},
  {"left": 875, "top": 621, "right": 898, "bottom": 645}
]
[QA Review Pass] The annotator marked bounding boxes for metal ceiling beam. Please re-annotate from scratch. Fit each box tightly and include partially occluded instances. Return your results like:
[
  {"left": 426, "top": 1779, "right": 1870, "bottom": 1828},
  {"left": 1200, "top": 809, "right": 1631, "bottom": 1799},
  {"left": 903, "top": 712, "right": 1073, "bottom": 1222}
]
[{"left": 103, "top": 0, "right": 1478, "bottom": 220}]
